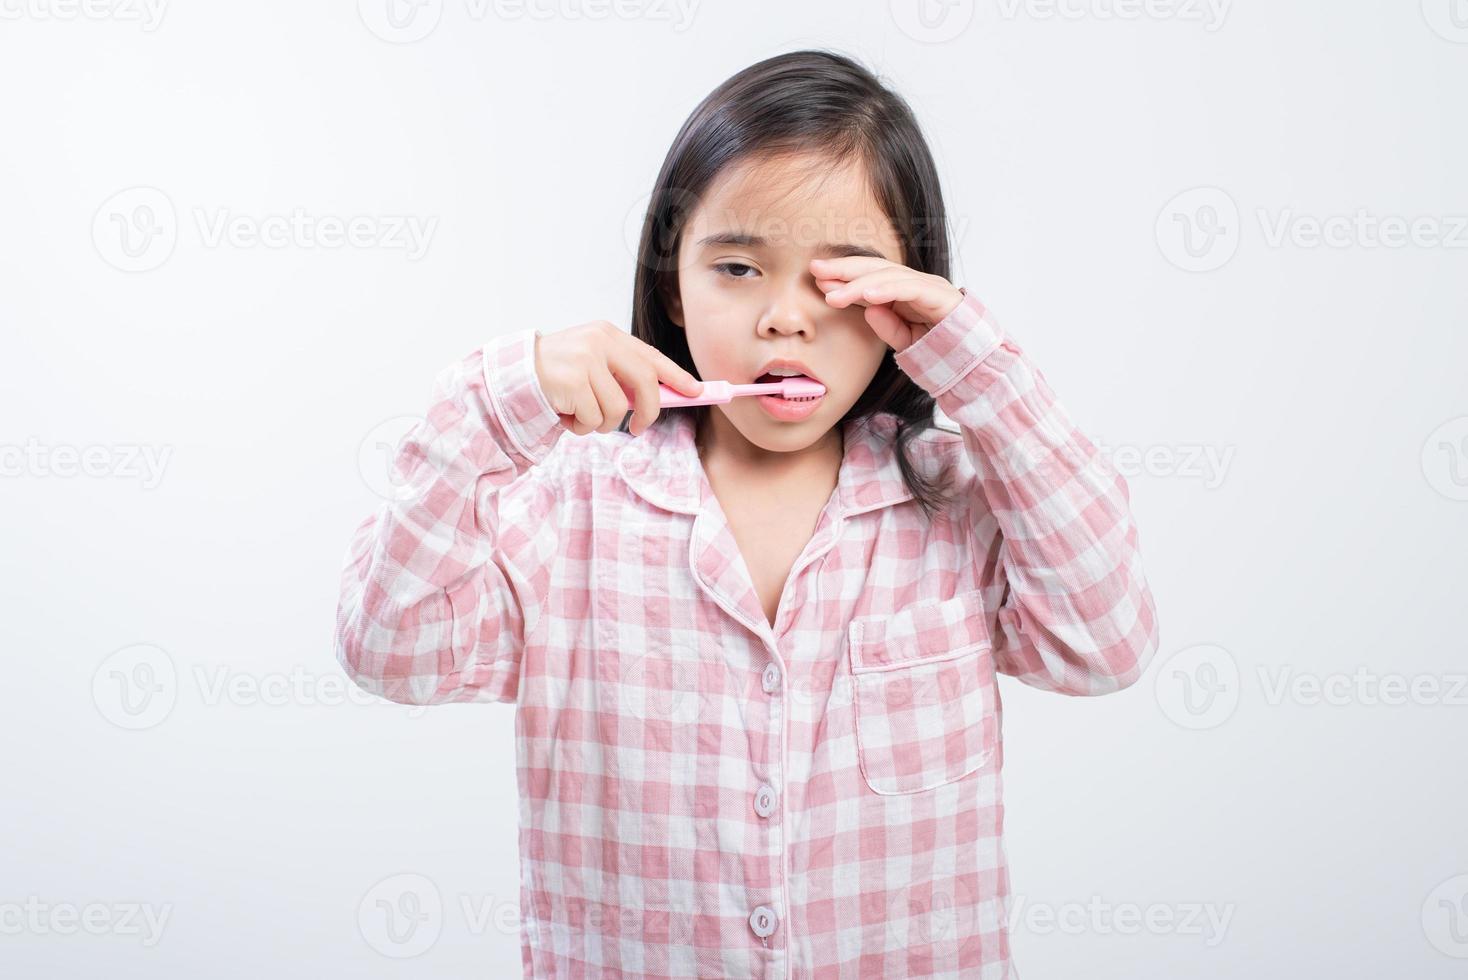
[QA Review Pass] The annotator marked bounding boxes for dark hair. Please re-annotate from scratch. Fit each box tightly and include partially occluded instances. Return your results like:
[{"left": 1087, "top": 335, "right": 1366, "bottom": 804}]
[{"left": 628, "top": 47, "right": 957, "bottom": 519}]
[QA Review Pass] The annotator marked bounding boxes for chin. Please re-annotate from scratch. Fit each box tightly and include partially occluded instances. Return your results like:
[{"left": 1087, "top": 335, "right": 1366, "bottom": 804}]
[{"left": 723, "top": 403, "right": 835, "bottom": 451}]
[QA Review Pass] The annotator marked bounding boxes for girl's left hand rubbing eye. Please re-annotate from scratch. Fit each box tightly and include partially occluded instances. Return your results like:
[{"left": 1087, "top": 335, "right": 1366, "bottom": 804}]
[{"left": 810, "top": 255, "right": 964, "bottom": 352}]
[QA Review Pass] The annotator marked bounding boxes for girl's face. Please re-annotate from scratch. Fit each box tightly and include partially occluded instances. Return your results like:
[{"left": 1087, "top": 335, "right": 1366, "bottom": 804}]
[{"left": 667, "top": 152, "right": 903, "bottom": 456}]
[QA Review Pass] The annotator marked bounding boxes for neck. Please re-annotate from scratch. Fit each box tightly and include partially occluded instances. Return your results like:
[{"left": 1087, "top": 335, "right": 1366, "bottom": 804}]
[{"left": 694, "top": 408, "right": 844, "bottom": 485}]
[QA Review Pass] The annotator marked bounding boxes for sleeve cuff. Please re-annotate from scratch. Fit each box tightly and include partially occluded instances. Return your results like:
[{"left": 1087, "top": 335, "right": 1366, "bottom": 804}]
[
  {"left": 482, "top": 327, "right": 565, "bottom": 463},
  {"left": 892, "top": 287, "right": 1006, "bottom": 397}
]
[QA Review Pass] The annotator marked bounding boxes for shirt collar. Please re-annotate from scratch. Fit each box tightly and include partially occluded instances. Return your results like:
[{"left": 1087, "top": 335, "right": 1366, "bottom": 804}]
[{"left": 614, "top": 409, "right": 916, "bottom": 517}]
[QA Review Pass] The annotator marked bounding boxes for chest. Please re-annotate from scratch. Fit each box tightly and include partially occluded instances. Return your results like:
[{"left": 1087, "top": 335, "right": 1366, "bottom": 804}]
[{"left": 718, "top": 485, "right": 832, "bottom": 628}]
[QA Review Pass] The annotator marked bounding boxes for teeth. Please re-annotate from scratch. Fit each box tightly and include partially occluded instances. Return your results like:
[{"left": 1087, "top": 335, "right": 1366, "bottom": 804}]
[{"left": 764, "top": 368, "right": 806, "bottom": 377}]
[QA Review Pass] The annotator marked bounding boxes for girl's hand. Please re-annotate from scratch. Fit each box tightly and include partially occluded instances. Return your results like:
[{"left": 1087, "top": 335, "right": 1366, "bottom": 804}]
[
  {"left": 534, "top": 321, "right": 703, "bottom": 437},
  {"left": 810, "top": 256, "right": 964, "bottom": 352}
]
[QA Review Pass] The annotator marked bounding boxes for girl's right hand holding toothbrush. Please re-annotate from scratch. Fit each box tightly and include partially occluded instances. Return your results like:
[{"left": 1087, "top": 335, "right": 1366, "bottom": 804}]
[{"left": 534, "top": 321, "right": 704, "bottom": 437}]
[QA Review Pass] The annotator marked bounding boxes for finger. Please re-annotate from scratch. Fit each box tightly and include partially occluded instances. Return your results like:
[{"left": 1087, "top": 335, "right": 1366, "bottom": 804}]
[
  {"left": 651, "top": 351, "right": 703, "bottom": 397},
  {"left": 864, "top": 303, "right": 913, "bottom": 351},
  {"left": 548, "top": 390, "right": 593, "bottom": 435},
  {"left": 822, "top": 268, "right": 918, "bottom": 309},
  {"left": 570, "top": 384, "right": 605, "bottom": 434},
  {"left": 605, "top": 331, "right": 702, "bottom": 398},
  {"left": 607, "top": 350, "right": 662, "bottom": 436},
  {"left": 619, "top": 334, "right": 702, "bottom": 397},
  {"left": 854, "top": 277, "right": 948, "bottom": 320},
  {"left": 808, "top": 255, "right": 896, "bottom": 283},
  {"left": 587, "top": 367, "right": 630, "bottom": 434}
]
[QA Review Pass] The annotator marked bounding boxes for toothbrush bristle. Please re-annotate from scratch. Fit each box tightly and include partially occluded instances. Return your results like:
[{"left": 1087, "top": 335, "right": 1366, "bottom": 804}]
[{"left": 773, "top": 377, "right": 826, "bottom": 401}]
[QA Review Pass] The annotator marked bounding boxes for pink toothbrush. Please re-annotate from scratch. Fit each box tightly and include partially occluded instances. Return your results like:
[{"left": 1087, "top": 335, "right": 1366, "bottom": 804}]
[{"left": 622, "top": 377, "right": 827, "bottom": 408}]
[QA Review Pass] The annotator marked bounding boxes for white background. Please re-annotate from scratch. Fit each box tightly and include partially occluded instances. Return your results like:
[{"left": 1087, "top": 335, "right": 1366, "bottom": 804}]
[{"left": 3, "top": 1, "right": 1466, "bottom": 977}]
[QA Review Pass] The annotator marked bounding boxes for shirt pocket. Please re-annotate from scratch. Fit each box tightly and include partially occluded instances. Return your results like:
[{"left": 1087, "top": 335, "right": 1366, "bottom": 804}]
[{"left": 846, "top": 589, "right": 998, "bottom": 795}]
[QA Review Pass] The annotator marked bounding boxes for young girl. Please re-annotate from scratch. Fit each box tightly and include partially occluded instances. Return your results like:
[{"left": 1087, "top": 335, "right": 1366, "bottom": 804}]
[{"left": 337, "top": 49, "right": 1159, "bottom": 979}]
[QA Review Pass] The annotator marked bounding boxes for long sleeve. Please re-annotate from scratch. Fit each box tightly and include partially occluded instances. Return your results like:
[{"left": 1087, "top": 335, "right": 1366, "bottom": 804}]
[
  {"left": 334, "top": 327, "right": 566, "bottom": 705},
  {"left": 893, "top": 289, "right": 1160, "bottom": 696}
]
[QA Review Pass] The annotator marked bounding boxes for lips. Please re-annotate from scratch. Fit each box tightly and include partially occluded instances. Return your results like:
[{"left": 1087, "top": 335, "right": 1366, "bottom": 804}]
[{"left": 753, "top": 359, "right": 821, "bottom": 385}]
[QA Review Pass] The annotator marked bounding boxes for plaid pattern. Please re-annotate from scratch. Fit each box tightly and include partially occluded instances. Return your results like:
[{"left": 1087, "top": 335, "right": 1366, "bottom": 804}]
[
  {"left": 335, "top": 288, "right": 1160, "bottom": 978},
  {"left": 848, "top": 588, "right": 999, "bottom": 796}
]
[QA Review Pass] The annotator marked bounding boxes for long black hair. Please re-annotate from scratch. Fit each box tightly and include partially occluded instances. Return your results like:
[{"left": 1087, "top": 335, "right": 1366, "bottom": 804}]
[{"left": 629, "top": 48, "right": 957, "bottom": 519}]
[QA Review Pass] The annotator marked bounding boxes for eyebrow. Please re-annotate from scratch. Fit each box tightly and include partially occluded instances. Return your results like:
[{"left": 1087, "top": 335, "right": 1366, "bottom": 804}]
[{"left": 694, "top": 232, "right": 890, "bottom": 261}]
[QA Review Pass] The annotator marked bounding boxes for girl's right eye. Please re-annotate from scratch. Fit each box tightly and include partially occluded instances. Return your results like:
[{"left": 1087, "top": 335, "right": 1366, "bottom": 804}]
[{"left": 713, "top": 262, "right": 758, "bottom": 279}]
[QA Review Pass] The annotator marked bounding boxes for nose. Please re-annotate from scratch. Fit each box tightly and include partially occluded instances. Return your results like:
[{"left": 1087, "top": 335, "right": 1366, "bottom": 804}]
[{"left": 755, "top": 274, "right": 823, "bottom": 340}]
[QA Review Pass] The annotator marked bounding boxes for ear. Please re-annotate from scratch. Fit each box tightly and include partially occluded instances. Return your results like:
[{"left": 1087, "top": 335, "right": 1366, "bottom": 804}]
[{"left": 664, "top": 284, "right": 685, "bottom": 329}]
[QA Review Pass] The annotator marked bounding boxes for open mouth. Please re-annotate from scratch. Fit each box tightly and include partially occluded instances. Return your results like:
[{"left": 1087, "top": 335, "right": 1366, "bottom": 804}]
[{"left": 750, "top": 371, "right": 825, "bottom": 420}]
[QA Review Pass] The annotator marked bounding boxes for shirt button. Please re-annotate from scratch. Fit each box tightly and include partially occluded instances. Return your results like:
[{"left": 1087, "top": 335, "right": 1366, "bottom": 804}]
[
  {"left": 761, "top": 663, "right": 781, "bottom": 694},
  {"left": 753, "top": 784, "right": 777, "bottom": 818},
  {"left": 749, "top": 905, "right": 778, "bottom": 938}
]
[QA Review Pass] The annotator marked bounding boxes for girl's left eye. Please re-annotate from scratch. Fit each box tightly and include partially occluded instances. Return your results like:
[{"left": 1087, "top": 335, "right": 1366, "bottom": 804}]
[{"left": 713, "top": 262, "right": 757, "bottom": 279}]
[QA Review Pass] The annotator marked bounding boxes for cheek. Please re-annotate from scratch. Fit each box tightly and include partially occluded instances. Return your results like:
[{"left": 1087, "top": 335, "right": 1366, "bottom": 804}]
[
  {"left": 831, "top": 320, "right": 888, "bottom": 370},
  {"left": 681, "top": 307, "right": 745, "bottom": 376},
  {"left": 675, "top": 281, "right": 745, "bottom": 357}
]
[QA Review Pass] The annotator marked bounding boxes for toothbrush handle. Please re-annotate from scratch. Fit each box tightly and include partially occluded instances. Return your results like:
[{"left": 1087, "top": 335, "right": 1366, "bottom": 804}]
[
  {"left": 619, "top": 380, "right": 734, "bottom": 410},
  {"left": 658, "top": 380, "right": 732, "bottom": 407}
]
